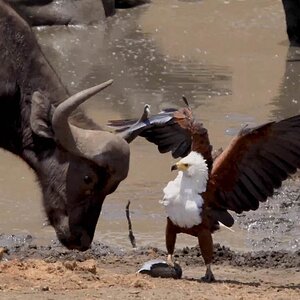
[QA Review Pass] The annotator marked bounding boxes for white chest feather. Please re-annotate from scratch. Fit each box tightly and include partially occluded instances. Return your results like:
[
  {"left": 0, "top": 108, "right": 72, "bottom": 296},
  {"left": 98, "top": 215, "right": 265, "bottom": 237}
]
[{"left": 161, "top": 172, "right": 205, "bottom": 228}]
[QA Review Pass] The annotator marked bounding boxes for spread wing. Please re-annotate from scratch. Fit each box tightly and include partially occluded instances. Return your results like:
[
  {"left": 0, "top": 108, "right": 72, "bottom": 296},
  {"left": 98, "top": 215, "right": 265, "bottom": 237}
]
[
  {"left": 206, "top": 115, "right": 300, "bottom": 214},
  {"left": 108, "top": 106, "right": 193, "bottom": 158}
]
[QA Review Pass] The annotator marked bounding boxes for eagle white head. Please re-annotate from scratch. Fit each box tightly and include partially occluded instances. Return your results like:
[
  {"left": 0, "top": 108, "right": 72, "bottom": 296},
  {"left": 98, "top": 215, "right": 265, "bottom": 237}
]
[{"left": 171, "top": 151, "right": 208, "bottom": 193}]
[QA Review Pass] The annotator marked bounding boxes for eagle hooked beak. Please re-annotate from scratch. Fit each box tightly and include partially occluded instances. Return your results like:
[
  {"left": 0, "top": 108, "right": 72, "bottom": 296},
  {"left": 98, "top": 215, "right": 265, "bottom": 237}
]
[{"left": 171, "top": 162, "right": 189, "bottom": 172}]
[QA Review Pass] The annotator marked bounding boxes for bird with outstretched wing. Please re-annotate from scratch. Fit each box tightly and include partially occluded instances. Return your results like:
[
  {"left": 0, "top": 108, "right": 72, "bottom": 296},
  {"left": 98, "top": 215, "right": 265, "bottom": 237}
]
[
  {"left": 108, "top": 100, "right": 300, "bottom": 282},
  {"left": 108, "top": 97, "right": 214, "bottom": 169}
]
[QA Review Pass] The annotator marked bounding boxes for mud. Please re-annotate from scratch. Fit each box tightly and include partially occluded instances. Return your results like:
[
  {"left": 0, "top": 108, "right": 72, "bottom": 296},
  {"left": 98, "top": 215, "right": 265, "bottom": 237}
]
[
  {"left": 1, "top": 237, "right": 300, "bottom": 300},
  {"left": 0, "top": 232, "right": 299, "bottom": 270}
]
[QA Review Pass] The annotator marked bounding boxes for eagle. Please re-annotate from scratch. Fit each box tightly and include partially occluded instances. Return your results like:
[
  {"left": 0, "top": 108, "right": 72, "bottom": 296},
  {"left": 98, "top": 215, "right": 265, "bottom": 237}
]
[{"left": 109, "top": 101, "right": 300, "bottom": 282}]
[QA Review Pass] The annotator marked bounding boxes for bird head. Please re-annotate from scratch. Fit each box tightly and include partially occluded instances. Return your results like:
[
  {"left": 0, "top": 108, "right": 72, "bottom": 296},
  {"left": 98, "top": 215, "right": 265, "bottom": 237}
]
[
  {"left": 171, "top": 152, "right": 208, "bottom": 192},
  {"left": 139, "top": 104, "right": 151, "bottom": 122}
]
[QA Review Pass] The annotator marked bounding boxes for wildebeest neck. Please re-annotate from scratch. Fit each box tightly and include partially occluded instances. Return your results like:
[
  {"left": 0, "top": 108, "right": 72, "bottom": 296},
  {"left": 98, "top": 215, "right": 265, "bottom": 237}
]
[
  {"left": 0, "top": 1, "right": 68, "bottom": 154},
  {"left": 0, "top": 1, "right": 99, "bottom": 154},
  {"left": 0, "top": 3, "right": 68, "bottom": 98}
]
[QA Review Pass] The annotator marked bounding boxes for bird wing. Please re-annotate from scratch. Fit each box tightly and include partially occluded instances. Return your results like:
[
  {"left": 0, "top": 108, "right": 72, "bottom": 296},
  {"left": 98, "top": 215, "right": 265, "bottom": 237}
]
[
  {"left": 108, "top": 107, "right": 193, "bottom": 158},
  {"left": 206, "top": 115, "right": 300, "bottom": 214}
]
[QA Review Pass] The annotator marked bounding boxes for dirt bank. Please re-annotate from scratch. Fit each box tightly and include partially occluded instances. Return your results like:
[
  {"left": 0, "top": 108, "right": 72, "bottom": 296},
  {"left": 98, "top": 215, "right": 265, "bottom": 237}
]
[{"left": 0, "top": 238, "right": 299, "bottom": 299}]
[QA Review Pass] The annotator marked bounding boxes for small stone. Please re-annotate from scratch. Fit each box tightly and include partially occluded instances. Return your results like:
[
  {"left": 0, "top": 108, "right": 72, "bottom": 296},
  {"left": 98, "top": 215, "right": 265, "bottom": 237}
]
[
  {"left": 63, "top": 261, "right": 77, "bottom": 271},
  {"left": 40, "top": 286, "right": 49, "bottom": 291},
  {"left": 28, "top": 244, "right": 37, "bottom": 249},
  {"left": 0, "top": 247, "right": 7, "bottom": 260},
  {"left": 79, "top": 260, "right": 97, "bottom": 274}
]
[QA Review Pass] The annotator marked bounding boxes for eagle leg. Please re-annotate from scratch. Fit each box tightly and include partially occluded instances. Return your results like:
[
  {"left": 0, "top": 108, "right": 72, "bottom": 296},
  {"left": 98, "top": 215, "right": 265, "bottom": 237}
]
[
  {"left": 166, "top": 218, "right": 177, "bottom": 267},
  {"left": 198, "top": 229, "right": 215, "bottom": 282},
  {"left": 202, "top": 264, "right": 215, "bottom": 283}
]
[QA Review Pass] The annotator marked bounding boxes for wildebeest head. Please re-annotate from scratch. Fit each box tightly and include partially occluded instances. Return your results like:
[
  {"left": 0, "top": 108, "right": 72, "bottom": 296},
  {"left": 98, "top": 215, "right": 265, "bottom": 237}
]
[{"left": 29, "top": 80, "right": 130, "bottom": 251}]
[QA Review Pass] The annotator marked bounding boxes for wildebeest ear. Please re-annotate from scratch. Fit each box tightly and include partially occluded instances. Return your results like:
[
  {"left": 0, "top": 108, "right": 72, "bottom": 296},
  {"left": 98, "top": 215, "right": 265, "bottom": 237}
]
[{"left": 30, "top": 91, "right": 55, "bottom": 139}]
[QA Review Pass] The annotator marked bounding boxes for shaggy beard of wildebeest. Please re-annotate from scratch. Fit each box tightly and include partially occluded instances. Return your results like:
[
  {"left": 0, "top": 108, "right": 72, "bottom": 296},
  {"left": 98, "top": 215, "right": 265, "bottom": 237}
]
[{"left": 0, "top": 0, "right": 130, "bottom": 251}]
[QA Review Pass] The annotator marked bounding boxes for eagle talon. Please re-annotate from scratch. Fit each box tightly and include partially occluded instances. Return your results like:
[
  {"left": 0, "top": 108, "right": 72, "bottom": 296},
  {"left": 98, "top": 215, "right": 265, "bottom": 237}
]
[
  {"left": 167, "top": 254, "right": 175, "bottom": 267},
  {"left": 201, "top": 266, "right": 215, "bottom": 283},
  {"left": 201, "top": 273, "right": 215, "bottom": 283}
]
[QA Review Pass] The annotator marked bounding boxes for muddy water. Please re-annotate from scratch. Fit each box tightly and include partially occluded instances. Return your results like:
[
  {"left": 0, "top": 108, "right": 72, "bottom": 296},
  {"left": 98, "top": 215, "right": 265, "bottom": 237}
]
[{"left": 0, "top": 0, "right": 300, "bottom": 252}]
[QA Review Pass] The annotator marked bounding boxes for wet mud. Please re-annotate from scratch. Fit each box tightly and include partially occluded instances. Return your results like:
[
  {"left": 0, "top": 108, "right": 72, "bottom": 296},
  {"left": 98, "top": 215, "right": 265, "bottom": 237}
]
[{"left": 1, "top": 236, "right": 299, "bottom": 269}]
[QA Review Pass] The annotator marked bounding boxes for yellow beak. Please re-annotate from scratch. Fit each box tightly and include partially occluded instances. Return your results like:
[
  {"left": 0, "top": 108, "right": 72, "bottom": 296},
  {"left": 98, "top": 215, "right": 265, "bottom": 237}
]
[{"left": 171, "top": 162, "right": 188, "bottom": 172}]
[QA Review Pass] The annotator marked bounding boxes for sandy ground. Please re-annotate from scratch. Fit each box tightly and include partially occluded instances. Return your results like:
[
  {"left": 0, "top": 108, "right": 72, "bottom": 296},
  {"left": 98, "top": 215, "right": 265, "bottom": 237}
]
[{"left": 0, "top": 243, "right": 299, "bottom": 300}]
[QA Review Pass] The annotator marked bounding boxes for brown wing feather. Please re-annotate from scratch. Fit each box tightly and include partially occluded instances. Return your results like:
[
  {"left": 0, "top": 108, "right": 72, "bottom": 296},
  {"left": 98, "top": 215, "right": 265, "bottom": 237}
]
[
  {"left": 206, "top": 115, "right": 300, "bottom": 214},
  {"left": 108, "top": 101, "right": 214, "bottom": 162},
  {"left": 108, "top": 96, "right": 214, "bottom": 169},
  {"left": 136, "top": 107, "right": 194, "bottom": 158}
]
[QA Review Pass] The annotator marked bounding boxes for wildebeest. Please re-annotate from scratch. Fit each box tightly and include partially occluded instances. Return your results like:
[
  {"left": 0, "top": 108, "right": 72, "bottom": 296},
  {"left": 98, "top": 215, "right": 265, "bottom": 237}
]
[
  {"left": 282, "top": 0, "right": 300, "bottom": 46},
  {"left": 6, "top": 0, "right": 108, "bottom": 26},
  {"left": 6, "top": 0, "right": 149, "bottom": 26},
  {"left": 0, "top": 0, "right": 130, "bottom": 250}
]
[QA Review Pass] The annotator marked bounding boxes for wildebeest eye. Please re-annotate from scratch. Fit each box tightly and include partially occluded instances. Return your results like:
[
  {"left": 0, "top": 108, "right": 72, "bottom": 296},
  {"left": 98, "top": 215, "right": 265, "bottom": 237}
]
[{"left": 83, "top": 175, "right": 93, "bottom": 185}]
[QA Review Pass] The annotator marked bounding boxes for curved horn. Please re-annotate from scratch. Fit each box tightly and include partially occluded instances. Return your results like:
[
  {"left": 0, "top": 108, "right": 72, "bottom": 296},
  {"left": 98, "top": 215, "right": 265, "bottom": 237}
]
[{"left": 52, "top": 79, "right": 113, "bottom": 150}]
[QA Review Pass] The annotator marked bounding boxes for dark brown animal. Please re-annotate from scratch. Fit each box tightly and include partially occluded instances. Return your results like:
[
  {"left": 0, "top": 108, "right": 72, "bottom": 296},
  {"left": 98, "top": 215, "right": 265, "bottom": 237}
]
[
  {"left": 282, "top": 0, "right": 300, "bottom": 46},
  {"left": 0, "top": 1, "right": 130, "bottom": 250},
  {"left": 7, "top": 0, "right": 113, "bottom": 25}
]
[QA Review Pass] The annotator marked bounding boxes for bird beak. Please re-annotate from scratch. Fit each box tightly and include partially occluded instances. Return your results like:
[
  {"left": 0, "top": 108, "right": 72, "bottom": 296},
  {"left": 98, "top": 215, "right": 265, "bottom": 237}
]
[{"left": 171, "top": 162, "right": 188, "bottom": 172}]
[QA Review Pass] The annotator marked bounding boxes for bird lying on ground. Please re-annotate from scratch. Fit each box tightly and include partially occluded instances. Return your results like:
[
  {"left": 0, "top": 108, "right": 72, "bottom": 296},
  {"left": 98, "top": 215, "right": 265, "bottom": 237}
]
[{"left": 109, "top": 101, "right": 300, "bottom": 282}]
